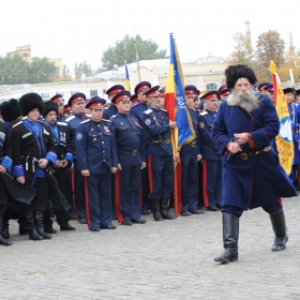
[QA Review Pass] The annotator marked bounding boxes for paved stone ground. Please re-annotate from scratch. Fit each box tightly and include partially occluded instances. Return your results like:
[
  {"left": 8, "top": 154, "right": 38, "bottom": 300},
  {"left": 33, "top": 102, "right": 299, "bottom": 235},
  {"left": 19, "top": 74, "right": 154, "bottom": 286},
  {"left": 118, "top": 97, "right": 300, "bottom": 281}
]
[{"left": 1, "top": 196, "right": 300, "bottom": 300}]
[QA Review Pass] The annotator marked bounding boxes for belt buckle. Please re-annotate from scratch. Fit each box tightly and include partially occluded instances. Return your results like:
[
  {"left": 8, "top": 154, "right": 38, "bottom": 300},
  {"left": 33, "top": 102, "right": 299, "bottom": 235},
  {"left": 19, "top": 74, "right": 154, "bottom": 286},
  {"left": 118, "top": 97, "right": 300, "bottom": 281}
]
[
  {"left": 240, "top": 153, "right": 248, "bottom": 160},
  {"left": 165, "top": 138, "right": 170, "bottom": 144},
  {"left": 191, "top": 141, "right": 196, "bottom": 147},
  {"left": 132, "top": 150, "right": 138, "bottom": 156}
]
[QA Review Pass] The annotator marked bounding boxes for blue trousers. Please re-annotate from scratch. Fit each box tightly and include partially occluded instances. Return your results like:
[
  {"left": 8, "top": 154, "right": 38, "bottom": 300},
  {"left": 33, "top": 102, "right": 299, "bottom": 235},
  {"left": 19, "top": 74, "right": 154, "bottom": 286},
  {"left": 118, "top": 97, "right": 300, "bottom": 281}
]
[
  {"left": 73, "top": 160, "right": 86, "bottom": 219},
  {"left": 181, "top": 157, "right": 198, "bottom": 211},
  {"left": 86, "top": 173, "right": 112, "bottom": 228},
  {"left": 115, "top": 164, "right": 141, "bottom": 222},
  {"left": 202, "top": 159, "right": 222, "bottom": 207},
  {"left": 222, "top": 201, "right": 283, "bottom": 217},
  {"left": 148, "top": 155, "right": 174, "bottom": 200},
  {"left": 141, "top": 160, "right": 150, "bottom": 211}
]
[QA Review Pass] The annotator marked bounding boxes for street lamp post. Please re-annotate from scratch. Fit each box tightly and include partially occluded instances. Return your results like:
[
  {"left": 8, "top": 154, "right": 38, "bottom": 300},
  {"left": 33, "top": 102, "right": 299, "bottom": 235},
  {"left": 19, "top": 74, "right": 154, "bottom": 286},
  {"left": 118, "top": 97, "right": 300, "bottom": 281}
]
[{"left": 134, "top": 36, "right": 141, "bottom": 82}]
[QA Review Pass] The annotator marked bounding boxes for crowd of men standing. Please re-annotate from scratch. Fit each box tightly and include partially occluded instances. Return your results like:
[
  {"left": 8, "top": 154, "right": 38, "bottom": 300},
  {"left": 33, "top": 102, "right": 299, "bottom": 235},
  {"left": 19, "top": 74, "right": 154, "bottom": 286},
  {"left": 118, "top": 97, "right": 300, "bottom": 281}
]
[{"left": 0, "top": 77, "right": 299, "bottom": 246}]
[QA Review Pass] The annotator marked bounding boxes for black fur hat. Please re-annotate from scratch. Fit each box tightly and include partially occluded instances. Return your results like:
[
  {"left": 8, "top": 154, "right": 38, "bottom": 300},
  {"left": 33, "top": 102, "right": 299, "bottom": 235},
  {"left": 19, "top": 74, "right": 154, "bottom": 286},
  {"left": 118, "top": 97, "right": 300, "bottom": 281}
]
[
  {"left": 0, "top": 99, "right": 22, "bottom": 122},
  {"left": 19, "top": 93, "right": 44, "bottom": 116},
  {"left": 225, "top": 64, "right": 257, "bottom": 89},
  {"left": 43, "top": 101, "right": 58, "bottom": 117}
]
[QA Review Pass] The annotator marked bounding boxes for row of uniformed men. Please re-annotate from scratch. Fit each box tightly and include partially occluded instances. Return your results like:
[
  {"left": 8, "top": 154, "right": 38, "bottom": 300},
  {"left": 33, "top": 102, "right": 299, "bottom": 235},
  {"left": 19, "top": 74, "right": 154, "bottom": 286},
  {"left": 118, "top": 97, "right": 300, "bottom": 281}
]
[
  {"left": 63, "top": 81, "right": 228, "bottom": 232},
  {"left": 0, "top": 81, "right": 226, "bottom": 244}
]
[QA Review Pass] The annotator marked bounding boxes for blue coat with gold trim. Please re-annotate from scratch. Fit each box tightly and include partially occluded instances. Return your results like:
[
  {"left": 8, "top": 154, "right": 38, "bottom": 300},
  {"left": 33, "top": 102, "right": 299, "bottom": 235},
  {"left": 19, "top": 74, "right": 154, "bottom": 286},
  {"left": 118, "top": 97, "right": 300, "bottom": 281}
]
[{"left": 75, "top": 119, "right": 117, "bottom": 174}]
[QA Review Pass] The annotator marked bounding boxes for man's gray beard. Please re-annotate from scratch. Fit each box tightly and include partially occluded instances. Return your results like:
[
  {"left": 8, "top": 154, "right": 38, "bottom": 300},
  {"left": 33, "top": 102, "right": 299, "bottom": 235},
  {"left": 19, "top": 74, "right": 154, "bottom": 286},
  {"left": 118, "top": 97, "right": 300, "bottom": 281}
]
[{"left": 226, "top": 89, "right": 260, "bottom": 112}]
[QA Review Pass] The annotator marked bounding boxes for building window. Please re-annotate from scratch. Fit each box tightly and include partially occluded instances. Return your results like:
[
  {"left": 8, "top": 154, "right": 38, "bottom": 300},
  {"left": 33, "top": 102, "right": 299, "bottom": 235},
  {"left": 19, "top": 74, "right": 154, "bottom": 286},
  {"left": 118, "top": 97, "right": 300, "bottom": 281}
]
[
  {"left": 90, "top": 90, "right": 98, "bottom": 97},
  {"left": 206, "top": 83, "right": 217, "bottom": 91},
  {"left": 23, "top": 53, "right": 28, "bottom": 58}
]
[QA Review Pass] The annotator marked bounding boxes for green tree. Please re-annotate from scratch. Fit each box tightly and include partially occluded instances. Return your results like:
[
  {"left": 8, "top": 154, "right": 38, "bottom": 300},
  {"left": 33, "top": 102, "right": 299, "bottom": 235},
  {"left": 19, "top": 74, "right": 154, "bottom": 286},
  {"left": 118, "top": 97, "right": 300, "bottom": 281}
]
[
  {"left": 255, "top": 30, "right": 285, "bottom": 82},
  {"left": 227, "top": 32, "right": 254, "bottom": 66},
  {"left": 62, "top": 64, "right": 72, "bottom": 81},
  {"left": 0, "top": 54, "right": 57, "bottom": 84},
  {"left": 74, "top": 61, "right": 92, "bottom": 79},
  {"left": 0, "top": 53, "right": 29, "bottom": 84},
  {"left": 27, "top": 57, "right": 57, "bottom": 83},
  {"left": 101, "top": 34, "right": 167, "bottom": 70}
]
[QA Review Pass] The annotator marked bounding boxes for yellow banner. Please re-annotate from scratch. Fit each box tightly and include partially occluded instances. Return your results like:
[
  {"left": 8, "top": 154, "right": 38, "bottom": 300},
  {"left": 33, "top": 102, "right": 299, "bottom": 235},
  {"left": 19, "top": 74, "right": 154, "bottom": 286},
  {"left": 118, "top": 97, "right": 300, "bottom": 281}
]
[{"left": 269, "top": 60, "right": 294, "bottom": 175}]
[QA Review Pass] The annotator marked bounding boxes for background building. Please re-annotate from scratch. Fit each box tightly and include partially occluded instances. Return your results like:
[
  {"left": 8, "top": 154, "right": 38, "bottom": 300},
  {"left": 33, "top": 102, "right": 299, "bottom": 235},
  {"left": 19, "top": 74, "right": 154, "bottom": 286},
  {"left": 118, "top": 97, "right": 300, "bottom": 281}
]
[
  {"left": 0, "top": 53, "right": 228, "bottom": 102},
  {"left": 8, "top": 45, "right": 63, "bottom": 78}
]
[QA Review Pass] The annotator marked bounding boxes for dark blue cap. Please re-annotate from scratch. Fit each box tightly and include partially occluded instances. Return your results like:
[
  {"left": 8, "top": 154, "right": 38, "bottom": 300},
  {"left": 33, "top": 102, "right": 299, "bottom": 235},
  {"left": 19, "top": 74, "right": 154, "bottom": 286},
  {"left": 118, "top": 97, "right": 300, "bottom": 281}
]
[
  {"left": 201, "top": 90, "right": 219, "bottom": 101},
  {"left": 159, "top": 86, "right": 166, "bottom": 94},
  {"left": 86, "top": 96, "right": 106, "bottom": 109},
  {"left": 218, "top": 85, "right": 227, "bottom": 99},
  {"left": 145, "top": 86, "right": 160, "bottom": 97},
  {"left": 68, "top": 92, "right": 86, "bottom": 106},
  {"left": 134, "top": 81, "right": 151, "bottom": 94},
  {"left": 263, "top": 84, "right": 273, "bottom": 91},
  {"left": 220, "top": 88, "right": 231, "bottom": 97},
  {"left": 184, "top": 85, "right": 197, "bottom": 95},
  {"left": 258, "top": 82, "right": 271, "bottom": 91},
  {"left": 112, "top": 90, "right": 131, "bottom": 104},
  {"left": 50, "top": 94, "right": 63, "bottom": 103},
  {"left": 63, "top": 105, "right": 71, "bottom": 113},
  {"left": 105, "top": 85, "right": 125, "bottom": 96},
  {"left": 131, "top": 94, "right": 138, "bottom": 103}
]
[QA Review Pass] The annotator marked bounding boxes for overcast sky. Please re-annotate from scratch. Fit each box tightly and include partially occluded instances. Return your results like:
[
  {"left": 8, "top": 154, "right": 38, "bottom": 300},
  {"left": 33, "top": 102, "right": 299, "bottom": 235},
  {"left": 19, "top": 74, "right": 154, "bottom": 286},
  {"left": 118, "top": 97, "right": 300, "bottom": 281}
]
[{"left": 1, "top": 0, "right": 299, "bottom": 71}]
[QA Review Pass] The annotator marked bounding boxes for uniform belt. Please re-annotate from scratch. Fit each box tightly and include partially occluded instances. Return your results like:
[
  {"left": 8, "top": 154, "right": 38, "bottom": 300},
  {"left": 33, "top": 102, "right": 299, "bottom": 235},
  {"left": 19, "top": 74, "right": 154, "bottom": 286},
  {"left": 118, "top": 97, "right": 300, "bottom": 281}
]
[
  {"left": 237, "top": 146, "right": 272, "bottom": 160},
  {"left": 189, "top": 141, "right": 197, "bottom": 147},
  {"left": 118, "top": 149, "right": 139, "bottom": 156},
  {"left": 150, "top": 138, "right": 171, "bottom": 145}
]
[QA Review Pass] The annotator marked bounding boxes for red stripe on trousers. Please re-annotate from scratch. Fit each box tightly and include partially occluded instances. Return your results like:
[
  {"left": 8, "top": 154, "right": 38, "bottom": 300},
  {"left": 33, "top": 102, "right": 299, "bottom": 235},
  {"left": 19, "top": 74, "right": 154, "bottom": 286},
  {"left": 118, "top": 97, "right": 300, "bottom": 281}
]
[
  {"left": 71, "top": 170, "right": 79, "bottom": 220},
  {"left": 84, "top": 177, "right": 91, "bottom": 229},
  {"left": 277, "top": 198, "right": 283, "bottom": 206},
  {"left": 202, "top": 160, "right": 209, "bottom": 208},
  {"left": 148, "top": 156, "right": 153, "bottom": 195},
  {"left": 176, "top": 161, "right": 182, "bottom": 212},
  {"left": 114, "top": 171, "right": 124, "bottom": 223}
]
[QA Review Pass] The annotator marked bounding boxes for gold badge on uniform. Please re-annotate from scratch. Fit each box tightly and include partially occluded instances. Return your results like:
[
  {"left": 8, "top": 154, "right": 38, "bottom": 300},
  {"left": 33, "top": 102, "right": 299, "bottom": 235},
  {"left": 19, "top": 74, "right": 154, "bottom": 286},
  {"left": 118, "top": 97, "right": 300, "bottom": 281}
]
[
  {"left": 104, "top": 126, "right": 110, "bottom": 133},
  {"left": 199, "top": 122, "right": 205, "bottom": 129}
]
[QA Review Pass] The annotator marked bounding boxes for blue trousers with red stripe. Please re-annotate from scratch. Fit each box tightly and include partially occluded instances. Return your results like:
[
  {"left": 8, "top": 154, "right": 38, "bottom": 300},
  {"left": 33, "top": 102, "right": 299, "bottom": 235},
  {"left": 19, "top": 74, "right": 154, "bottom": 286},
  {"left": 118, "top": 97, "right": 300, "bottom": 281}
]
[
  {"left": 73, "top": 160, "right": 86, "bottom": 219},
  {"left": 86, "top": 174, "right": 112, "bottom": 228},
  {"left": 115, "top": 164, "right": 141, "bottom": 222},
  {"left": 181, "top": 157, "right": 198, "bottom": 211},
  {"left": 141, "top": 159, "right": 150, "bottom": 211},
  {"left": 202, "top": 159, "right": 222, "bottom": 207},
  {"left": 148, "top": 155, "right": 173, "bottom": 199}
]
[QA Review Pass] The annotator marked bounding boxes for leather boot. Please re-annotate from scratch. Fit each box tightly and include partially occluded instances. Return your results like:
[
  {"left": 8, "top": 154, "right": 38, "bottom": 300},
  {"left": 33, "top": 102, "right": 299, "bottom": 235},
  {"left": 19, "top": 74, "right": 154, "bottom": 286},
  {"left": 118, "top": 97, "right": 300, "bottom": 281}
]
[
  {"left": 35, "top": 211, "right": 52, "bottom": 239},
  {"left": 2, "top": 216, "right": 10, "bottom": 239},
  {"left": 18, "top": 211, "right": 28, "bottom": 235},
  {"left": 161, "top": 198, "right": 175, "bottom": 220},
  {"left": 214, "top": 212, "right": 239, "bottom": 264},
  {"left": 27, "top": 208, "right": 43, "bottom": 241},
  {"left": 0, "top": 217, "right": 12, "bottom": 246},
  {"left": 151, "top": 199, "right": 163, "bottom": 221},
  {"left": 269, "top": 210, "right": 288, "bottom": 251}
]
